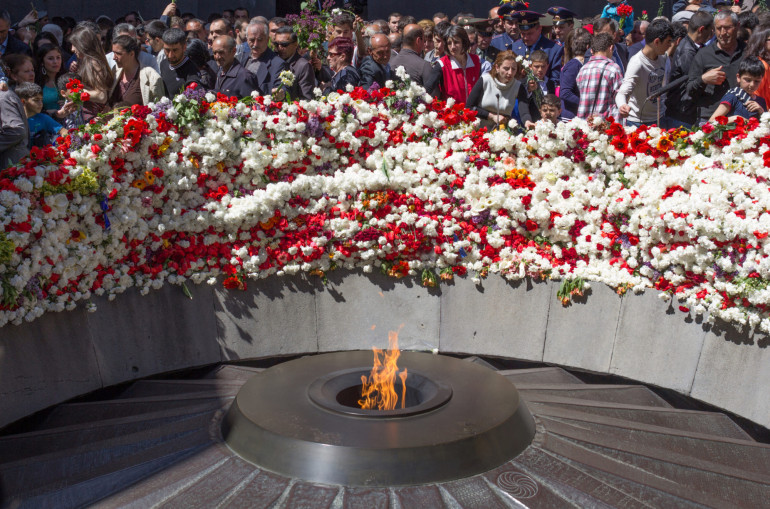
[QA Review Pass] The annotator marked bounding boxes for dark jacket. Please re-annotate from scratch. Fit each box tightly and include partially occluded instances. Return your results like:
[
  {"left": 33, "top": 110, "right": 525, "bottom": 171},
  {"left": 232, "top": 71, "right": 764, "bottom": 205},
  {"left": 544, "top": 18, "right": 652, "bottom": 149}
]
[
  {"left": 240, "top": 47, "right": 288, "bottom": 95},
  {"left": 284, "top": 52, "right": 316, "bottom": 100},
  {"left": 560, "top": 58, "right": 583, "bottom": 116},
  {"left": 0, "top": 88, "right": 29, "bottom": 169},
  {"left": 1, "top": 35, "right": 32, "bottom": 57},
  {"left": 324, "top": 65, "right": 361, "bottom": 94},
  {"left": 389, "top": 48, "right": 434, "bottom": 86},
  {"left": 687, "top": 41, "right": 745, "bottom": 123},
  {"left": 213, "top": 59, "right": 260, "bottom": 99},
  {"left": 159, "top": 57, "right": 201, "bottom": 98},
  {"left": 358, "top": 56, "right": 392, "bottom": 90},
  {"left": 526, "top": 78, "right": 557, "bottom": 122},
  {"left": 667, "top": 35, "right": 701, "bottom": 125}
]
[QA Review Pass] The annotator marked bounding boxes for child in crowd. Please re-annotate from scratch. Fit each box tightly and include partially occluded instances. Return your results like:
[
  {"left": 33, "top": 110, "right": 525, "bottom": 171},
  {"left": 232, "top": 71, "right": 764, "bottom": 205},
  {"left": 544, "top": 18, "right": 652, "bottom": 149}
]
[
  {"left": 56, "top": 73, "right": 83, "bottom": 130},
  {"left": 709, "top": 56, "right": 767, "bottom": 123},
  {"left": 15, "top": 82, "right": 67, "bottom": 148},
  {"left": 601, "top": 0, "right": 635, "bottom": 37},
  {"left": 524, "top": 50, "right": 556, "bottom": 128},
  {"left": 539, "top": 94, "right": 562, "bottom": 124}
]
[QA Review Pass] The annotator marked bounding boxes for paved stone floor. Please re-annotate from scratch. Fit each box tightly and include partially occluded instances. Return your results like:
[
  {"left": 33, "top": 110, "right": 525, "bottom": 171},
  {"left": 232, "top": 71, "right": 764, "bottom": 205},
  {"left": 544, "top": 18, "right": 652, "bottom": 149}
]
[{"left": 1, "top": 357, "right": 769, "bottom": 508}]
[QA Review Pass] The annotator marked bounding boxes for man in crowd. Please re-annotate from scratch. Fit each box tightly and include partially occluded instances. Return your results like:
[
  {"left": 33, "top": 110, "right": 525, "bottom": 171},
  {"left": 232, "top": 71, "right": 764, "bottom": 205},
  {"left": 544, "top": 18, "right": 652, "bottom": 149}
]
[
  {"left": 234, "top": 7, "right": 250, "bottom": 25},
  {"left": 577, "top": 32, "right": 624, "bottom": 120},
  {"left": 0, "top": 11, "right": 32, "bottom": 56},
  {"left": 491, "top": 4, "right": 519, "bottom": 51},
  {"left": 388, "top": 13, "right": 402, "bottom": 34},
  {"left": 185, "top": 18, "right": 207, "bottom": 41},
  {"left": 547, "top": 7, "right": 576, "bottom": 46},
  {"left": 593, "top": 18, "right": 629, "bottom": 72},
  {"left": 241, "top": 22, "right": 287, "bottom": 95},
  {"left": 211, "top": 35, "right": 259, "bottom": 98},
  {"left": 476, "top": 22, "right": 499, "bottom": 64},
  {"left": 488, "top": 6, "right": 505, "bottom": 35},
  {"left": 273, "top": 26, "right": 316, "bottom": 100},
  {"left": 511, "top": 11, "right": 564, "bottom": 85},
  {"left": 107, "top": 23, "right": 160, "bottom": 72},
  {"left": 667, "top": 11, "right": 714, "bottom": 127},
  {"left": 268, "top": 17, "right": 286, "bottom": 46},
  {"left": 390, "top": 24, "right": 433, "bottom": 87},
  {"left": 616, "top": 19, "right": 674, "bottom": 127},
  {"left": 159, "top": 27, "right": 200, "bottom": 97},
  {"left": 145, "top": 20, "right": 168, "bottom": 66},
  {"left": 359, "top": 33, "right": 392, "bottom": 89},
  {"left": 208, "top": 18, "right": 234, "bottom": 49},
  {"left": 687, "top": 10, "right": 745, "bottom": 125}
]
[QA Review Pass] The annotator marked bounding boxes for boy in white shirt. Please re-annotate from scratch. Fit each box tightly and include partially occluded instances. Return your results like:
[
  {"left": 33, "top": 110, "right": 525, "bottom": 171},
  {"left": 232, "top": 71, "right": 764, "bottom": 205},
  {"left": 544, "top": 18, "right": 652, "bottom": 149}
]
[{"left": 616, "top": 19, "right": 675, "bottom": 128}]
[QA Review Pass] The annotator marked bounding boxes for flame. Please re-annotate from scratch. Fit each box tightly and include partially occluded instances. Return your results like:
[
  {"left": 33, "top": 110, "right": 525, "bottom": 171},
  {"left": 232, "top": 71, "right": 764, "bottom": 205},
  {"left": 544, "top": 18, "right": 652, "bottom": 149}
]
[{"left": 359, "top": 330, "right": 408, "bottom": 410}]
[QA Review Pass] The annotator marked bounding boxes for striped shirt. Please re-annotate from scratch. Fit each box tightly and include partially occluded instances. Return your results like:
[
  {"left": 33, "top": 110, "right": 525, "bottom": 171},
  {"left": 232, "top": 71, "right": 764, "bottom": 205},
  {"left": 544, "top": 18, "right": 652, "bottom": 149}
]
[{"left": 576, "top": 55, "right": 623, "bottom": 120}]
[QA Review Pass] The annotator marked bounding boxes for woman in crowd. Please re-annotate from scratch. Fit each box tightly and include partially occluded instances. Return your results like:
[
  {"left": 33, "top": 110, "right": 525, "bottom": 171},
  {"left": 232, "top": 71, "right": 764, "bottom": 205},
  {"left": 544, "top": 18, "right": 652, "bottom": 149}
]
[
  {"left": 68, "top": 25, "right": 114, "bottom": 122},
  {"left": 418, "top": 20, "right": 435, "bottom": 56},
  {"left": 431, "top": 25, "right": 481, "bottom": 103},
  {"left": 425, "top": 20, "right": 449, "bottom": 63},
  {"left": 35, "top": 44, "right": 67, "bottom": 118},
  {"left": 2, "top": 54, "right": 35, "bottom": 86},
  {"left": 559, "top": 28, "right": 592, "bottom": 117},
  {"left": 466, "top": 50, "right": 530, "bottom": 129},
  {"left": 746, "top": 27, "right": 770, "bottom": 105},
  {"left": 322, "top": 37, "right": 360, "bottom": 94},
  {"left": 109, "top": 35, "right": 164, "bottom": 107}
]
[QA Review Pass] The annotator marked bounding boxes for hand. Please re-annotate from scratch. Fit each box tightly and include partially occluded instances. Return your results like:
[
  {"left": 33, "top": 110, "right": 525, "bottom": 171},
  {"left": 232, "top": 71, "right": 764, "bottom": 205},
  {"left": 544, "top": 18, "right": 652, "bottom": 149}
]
[
  {"left": 354, "top": 15, "right": 365, "bottom": 32},
  {"left": 57, "top": 100, "right": 77, "bottom": 117},
  {"left": 702, "top": 66, "right": 726, "bottom": 86},
  {"left": 0, "top": 80, "right": 8, "bottom": 92},
  {"left": 162, "top": 2, "right": 177, "bottom": 17},
  {"left": 746, "top": 100, "right": 764, "bottom": 114},
  {"left": 18, "top": 10, "right": 38, "bottom": 28},
  {"left": 69, "top": 60, "right": 79, "bottom": 73},
  {"left": 527, "top": 80, "right": 536, "bottom": 93},
  {"left": 619, "top": 104, "right": 631, "bottom": 117},
  {"left": 524, "top": 120, "right": 536, "bottom": 129}
]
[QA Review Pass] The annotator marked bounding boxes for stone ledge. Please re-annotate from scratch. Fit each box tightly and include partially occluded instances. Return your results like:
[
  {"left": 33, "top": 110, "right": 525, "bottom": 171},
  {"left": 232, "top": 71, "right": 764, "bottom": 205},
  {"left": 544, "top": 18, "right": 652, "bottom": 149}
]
[{"left": 1, "top": 272, "right": 767, "bottom": 430}]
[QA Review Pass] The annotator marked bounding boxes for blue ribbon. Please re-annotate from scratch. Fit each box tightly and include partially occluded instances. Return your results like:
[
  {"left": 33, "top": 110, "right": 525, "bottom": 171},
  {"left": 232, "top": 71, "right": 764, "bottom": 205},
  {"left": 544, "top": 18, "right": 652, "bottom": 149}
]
[
  {"left": 453, "top": 233, "right": 467, "bottom": 258},
  {"left": 100, "top": 195, "right": 111, "bottom": 232}
]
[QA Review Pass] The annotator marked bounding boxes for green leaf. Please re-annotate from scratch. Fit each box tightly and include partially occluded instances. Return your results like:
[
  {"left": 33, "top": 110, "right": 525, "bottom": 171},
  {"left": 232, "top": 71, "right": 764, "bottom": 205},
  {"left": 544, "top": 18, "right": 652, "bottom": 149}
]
[
  {"left": 181, "top": 282, "right": 193, "bottom": 300},
  {"left": 381, "top": 159, "right": 390, "bottom": 181}
]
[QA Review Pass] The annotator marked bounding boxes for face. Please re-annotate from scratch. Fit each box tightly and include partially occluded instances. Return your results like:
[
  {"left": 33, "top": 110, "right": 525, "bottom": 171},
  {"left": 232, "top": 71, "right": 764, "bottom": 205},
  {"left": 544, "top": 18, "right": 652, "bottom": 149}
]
[
  {"left": 24, "top": 94, "right": 44, "bottom": 114},
  {"left": 540, "top": 103, "right": 560, "bottom": 123},
  {"left": 208, "top": 20, "right": 230, "bottom": 47},
  {"left": 714, "top": 17, "right": 737, "bottom": 47},
  {"left": 212, "top": 38, "right": 236, "bottom": 68},
  {"left": 496, "top": 58, "right": 516, "bottom": 83},
  {"left": 269, "top": 22, "right": 285, "bottom": 43},
  {"left": 125, "top": 14, "right": 138, "bottom": 26},
  {"left": 433, "top": 35, "right": 445, "bottom": 56},
  {"left": 467, "top": 32, "right": 478, "bottom": 51},
  {"left": 274, "top": 33, "right": 297, "bottom": 60},
  {"left": 447, "top": 36, "right": 465, "bottom": 59},
  {"left": 163, "top": 42, "right": 186, "bottom": 65},
  {"left": 370, "top": 36, "right": 391, "bottom": 65},
  {"left": 247, "top": 26, "right": 269, "bottom": 57},
  {"left": 489, "top": 7, "right": 503, "bottom": 33},
  {"left": 424, "top": 33, "right": 434, "bottom": 52},
  {"left": 652, "top": 36, "right": 674, "bottom": 56},
  {"left": 43, "top": 49, "right": 62, "bottom": 75},
  {"left": 433, "top": 16, "right": 447, "bottom": 25},
  {"left": 531, "top": 60, "right": 548, "bottom": 80},
  {"left": 553, "top": 22, "right": 573, "bottom": 41},
  {"left": 223, "top": 11, "right": 235, "bottom": 25},
  {"left": 332, "top": 24, "right": 353, "bottom": 40},
  {"left": 504, "top": 19, "right": 519, "bottom": 39},
  {"left": 327, "top": 47, "right": 347, "bottom": 71},
  {"left": 12, "top": 60, "right": 35, "bottom": 84},
  {"left": 520, "top": 24, "right": 542, "bottom": 46},
  {"left": 234, "top": 9, "right": 249, "bottom": 23},
  {"left": 629, "top": 26, "right": 643, "bottom": 43},
  {"left": 738, "top": 73, "right": 762, "bottom": 95},
  {"left": 389, "top": 16, "right": 401, "bottom": 34},
  {"left": 186, "top": 21, "right": 206, "bottom": 41},
  {"left": 112, "top": 43, "right": 135, "bottom": 68}
]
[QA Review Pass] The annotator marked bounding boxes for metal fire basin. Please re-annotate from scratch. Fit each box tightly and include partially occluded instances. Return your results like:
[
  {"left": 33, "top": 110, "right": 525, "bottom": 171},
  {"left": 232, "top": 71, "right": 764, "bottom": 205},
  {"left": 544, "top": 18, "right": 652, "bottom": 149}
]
[{"left": 222, "top": 351, "right": 536, "bottom": 487}]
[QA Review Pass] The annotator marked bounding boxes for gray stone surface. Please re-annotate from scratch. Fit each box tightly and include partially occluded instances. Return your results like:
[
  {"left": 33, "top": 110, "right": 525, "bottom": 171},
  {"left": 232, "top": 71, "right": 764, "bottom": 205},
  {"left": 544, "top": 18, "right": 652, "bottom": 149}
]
[
  {"left": 691, "top": 322, "right": 770, "bottom": 428},
  {"left": 440, "top": 276, "right": 550, "bottom": 361},
  {"left": 215, "top": 275, "right": 319, "bottom": 360},
  {"left": 88, "top": 284, "right": 221, "bottom": 387},
  {"left": 543, "top": 283, "right": 621, "bottom": 372},
  {"left": 315, "top": 270, "right": 440, "bottom": 353},
  {"left": 0, "top": 307, "right": 101, "bottom": 428},
  {"left": 609, "top": 291, "right": 707, "bottom": 393}
]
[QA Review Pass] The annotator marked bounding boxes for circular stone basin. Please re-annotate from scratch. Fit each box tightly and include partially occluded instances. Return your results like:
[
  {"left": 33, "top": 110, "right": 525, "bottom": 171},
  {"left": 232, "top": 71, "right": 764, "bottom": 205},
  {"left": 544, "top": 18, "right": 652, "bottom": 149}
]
[{"left": 222, "top": 351, "right": 536, "bottom": 487}]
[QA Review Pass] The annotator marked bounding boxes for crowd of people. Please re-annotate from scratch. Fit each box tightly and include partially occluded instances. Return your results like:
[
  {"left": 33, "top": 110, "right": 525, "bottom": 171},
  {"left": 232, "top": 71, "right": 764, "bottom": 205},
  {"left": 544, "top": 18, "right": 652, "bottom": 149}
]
[{"left": 1, "top": 0, "right": 770, "bottom": 168}]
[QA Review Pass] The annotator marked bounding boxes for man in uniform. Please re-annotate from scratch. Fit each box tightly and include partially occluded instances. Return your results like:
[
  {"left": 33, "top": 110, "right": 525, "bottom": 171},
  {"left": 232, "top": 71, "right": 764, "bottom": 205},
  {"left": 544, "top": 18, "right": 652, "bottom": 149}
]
[
  {"left": 490, "top": 2, "right": 528, "bottom": 51},
  {"left": 547, "top": 7, "right": 576, "bottom": 46},
  {"left": 510, "top": 11, "right": 564, "bottom": 85}
]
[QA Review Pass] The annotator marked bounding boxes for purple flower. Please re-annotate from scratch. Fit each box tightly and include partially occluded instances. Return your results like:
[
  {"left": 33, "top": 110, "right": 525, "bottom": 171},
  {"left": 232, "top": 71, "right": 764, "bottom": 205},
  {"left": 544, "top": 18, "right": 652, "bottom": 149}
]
[{"left": 305, "top": 115, "right": 325, "bottom": 138}]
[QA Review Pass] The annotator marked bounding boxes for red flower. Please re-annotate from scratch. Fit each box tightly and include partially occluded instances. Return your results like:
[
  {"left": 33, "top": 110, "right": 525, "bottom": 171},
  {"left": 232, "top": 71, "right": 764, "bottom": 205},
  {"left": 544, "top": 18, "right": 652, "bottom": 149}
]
[
  {"left": 524, "top": 220, "right": 538, "bottom": 232},
  {"left": 80, "top": 92, "right": 90, "bottom": 102}
]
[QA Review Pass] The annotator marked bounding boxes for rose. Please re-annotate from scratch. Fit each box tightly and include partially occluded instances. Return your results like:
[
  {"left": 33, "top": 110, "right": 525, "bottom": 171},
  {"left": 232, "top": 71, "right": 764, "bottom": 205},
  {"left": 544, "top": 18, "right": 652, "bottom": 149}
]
[{"left": 80, "top": 92, "right": 90, "bottom": 102}]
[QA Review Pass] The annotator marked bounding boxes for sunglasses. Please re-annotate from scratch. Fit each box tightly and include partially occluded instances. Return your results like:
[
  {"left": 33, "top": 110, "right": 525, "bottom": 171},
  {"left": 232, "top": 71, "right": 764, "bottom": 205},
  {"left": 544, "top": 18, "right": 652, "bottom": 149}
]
[
  {"left": 275, "top": 41, "right": 295, "bottom": 48},
  {"left": 327, "top": 51, "right": 342, "bottom": 56}
]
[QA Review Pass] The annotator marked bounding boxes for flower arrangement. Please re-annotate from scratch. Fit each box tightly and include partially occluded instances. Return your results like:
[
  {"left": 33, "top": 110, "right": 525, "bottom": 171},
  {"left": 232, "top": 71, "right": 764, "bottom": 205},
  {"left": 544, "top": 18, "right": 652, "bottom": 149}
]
[
  {"left": 616, "top": 3, "right": 634, "bottom": 29},
  {"left": 3, "top": 75, "right": 770, "bottom": 338},
  {"left": 64, "top": 78, "right": 90, "bottom": 106},
  {"left": 284, "top": 0, "right": 342, "bottom": 56}
]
